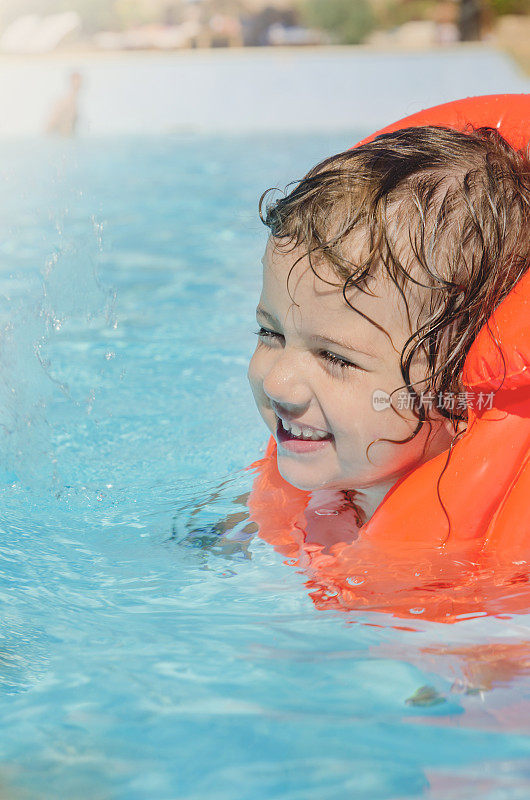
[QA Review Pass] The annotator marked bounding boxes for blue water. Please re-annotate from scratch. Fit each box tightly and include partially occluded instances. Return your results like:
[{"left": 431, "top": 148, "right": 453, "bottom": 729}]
[{"left": 1, "top": 132, "right": 530, "bottom": 799}]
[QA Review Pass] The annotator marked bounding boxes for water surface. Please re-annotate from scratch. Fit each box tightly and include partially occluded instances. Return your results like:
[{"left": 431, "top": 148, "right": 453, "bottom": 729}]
[{"left": 0, "top": 132, "right": 529, "bottom": 799}]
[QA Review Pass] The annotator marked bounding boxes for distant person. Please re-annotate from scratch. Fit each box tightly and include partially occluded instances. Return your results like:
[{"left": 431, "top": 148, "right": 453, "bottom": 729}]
[{"left": 46, "top": 71, "right": 82, "bottom": 137}]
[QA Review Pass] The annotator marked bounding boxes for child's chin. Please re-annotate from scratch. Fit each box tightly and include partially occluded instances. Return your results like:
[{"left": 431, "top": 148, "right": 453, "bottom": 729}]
[{"left": 276, "top": 459, "right": 323, "bottom": 492}]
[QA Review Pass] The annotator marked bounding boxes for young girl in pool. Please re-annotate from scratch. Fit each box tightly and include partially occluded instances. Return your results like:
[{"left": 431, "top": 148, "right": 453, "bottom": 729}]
[{"left": 245, "top": 123, "right": 530, "bottom": 546}]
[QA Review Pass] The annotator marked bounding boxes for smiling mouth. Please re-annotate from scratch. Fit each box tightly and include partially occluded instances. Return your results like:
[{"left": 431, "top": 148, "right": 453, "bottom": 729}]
[{"left": 275, "top": 416, "right": 333, "bottom": 443}]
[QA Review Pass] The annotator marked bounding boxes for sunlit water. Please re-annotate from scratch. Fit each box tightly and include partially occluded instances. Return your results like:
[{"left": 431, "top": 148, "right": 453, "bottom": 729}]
[{"left": 0, "top": 132, "right": 530, "bottom": 800}]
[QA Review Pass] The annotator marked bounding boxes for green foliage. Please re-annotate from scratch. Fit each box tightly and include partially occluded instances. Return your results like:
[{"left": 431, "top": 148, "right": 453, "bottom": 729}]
[
  {"left": 300, "top": 0, "right": 376, "bottom": 44},
  {"left": 376, "top": 0, "right": 437, "bottom": 30},
  {"left": 487, "top": 0, "right": 530, "bottom": 14}
]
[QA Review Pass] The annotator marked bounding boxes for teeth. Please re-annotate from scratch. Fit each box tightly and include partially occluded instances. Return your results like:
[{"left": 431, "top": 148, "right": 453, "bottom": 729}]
[{"left": 280, "top": 418, "right": 329, "bottom": 440}]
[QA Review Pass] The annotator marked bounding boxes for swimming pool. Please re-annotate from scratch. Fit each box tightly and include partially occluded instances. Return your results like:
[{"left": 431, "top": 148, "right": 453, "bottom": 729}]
[{"left": 1, "top": 132, "right": 530, "bottom": 799}]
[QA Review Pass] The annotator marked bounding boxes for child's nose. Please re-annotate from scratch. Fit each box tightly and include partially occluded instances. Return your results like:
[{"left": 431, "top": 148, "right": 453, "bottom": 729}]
[{"left": 261, "top": 348, "right": 312, "bottom": 409}]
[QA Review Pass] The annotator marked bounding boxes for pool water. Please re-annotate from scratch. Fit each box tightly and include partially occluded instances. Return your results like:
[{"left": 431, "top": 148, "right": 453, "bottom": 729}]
[{"left": 1, "top": 133, "right": 530, "bottom": 799}]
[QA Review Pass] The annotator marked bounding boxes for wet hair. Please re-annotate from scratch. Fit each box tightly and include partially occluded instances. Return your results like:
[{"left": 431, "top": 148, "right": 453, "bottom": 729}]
[{"left": 259, "top": 126, "right": 530, "bottom": 449}]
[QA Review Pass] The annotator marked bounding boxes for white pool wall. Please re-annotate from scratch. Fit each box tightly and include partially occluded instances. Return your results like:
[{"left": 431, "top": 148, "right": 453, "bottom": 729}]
[{"left": 0, "top": 45, "right": 528, "bottom": 137}]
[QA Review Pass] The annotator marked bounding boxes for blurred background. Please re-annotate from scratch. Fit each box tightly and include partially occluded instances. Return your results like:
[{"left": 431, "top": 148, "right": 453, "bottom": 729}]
[
  {"left": 0, "top": 0, "right": 529, "bottom": 51},
  {"left": 0, "top": 0, "right": 527, "bottom": 136}
]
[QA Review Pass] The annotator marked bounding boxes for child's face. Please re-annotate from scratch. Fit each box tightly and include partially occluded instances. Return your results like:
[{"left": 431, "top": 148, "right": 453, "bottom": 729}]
[{"left": 248, "top": 237, "right": 454, "bottom": 494}]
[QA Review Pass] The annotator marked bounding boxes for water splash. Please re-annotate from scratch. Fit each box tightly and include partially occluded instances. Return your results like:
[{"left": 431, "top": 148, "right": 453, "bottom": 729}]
[{"left": 0, "top": 202, "right": 116, "bottom": 495}]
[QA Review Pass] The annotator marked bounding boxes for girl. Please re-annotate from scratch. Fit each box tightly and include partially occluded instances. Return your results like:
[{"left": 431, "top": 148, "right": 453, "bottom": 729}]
[{"left": 247, "top": 123, "right": 530, "bottom": 551}]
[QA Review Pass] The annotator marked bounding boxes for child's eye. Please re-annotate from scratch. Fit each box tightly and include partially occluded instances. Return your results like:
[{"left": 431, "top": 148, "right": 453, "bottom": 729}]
[
  {"left": 254, "top": 326, "right": 282, "bottom": 343},
  {"left": 254, "top": 328, "right": 359, "bottom": 373},
  {"left": 320, "top": 351, "right": 359, "bottom": 372}
]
